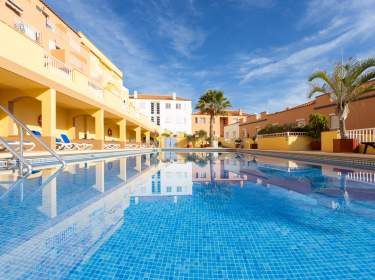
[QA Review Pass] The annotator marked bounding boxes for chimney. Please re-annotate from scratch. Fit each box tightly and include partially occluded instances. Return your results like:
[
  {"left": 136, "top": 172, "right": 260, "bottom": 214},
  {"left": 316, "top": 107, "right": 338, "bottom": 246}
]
[
  {"left": 133, "top": 90, "right": 138, "bottom": 99},
  {"left": 172, "top": 92, "right": 176, "bottom": 100}
]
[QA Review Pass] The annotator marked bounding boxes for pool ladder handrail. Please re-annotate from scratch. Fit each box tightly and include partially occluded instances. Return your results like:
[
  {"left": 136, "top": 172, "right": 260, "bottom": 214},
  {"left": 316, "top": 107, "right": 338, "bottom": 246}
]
[{"left": 0, "top": 103, "right": 66, "bottom": 176}]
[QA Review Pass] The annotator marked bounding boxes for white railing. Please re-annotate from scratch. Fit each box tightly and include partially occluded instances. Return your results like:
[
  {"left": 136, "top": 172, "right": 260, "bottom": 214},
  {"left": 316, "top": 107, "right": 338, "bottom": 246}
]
[
  {"left": 43, "top": 54, "right": 74, "bottom": 81},
  {"left": 88, "top": 81, "right": 104, "bottom": 99},
  {"left": 344, "top": 171, "right": 375, "bottom": 185},
  {"left": 14, "top": 21, "right": 41, "bottom": 44},
  {"left": 346, "top": 128, "right": 375, "bottom": 143},
  {"left": 257, "top": 132, "right": 308, "bottom": 138}
]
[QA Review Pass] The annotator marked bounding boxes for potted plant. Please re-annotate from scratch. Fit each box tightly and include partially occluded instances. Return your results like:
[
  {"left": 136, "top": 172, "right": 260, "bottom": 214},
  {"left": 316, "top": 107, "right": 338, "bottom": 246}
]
[
  {"left": 306, "top": 113, "right": 329, "bottom": 150},
  {"left": 308, "top": 57, "right": 375, "bottom": 152},
  {"left": 186, "top": 134, "right": 194, "bottom": 148},
  {"left": 234, "top": 138, "right": 242, "bottom": 148},
  {"left": 251, "top": 134, "right": 258, "bottom": 149},
  {"left": 195, "top": 130, "right": 207, "bottom": 148}
]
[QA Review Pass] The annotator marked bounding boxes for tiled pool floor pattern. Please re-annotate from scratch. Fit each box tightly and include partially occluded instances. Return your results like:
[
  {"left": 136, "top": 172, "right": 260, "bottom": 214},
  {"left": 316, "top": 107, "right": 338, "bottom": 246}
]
[
  {"left": 1, "top": 153, "right": 375, "bottom": 279},
  {"left": 67, "top": 182, "right": 375, "bottom": 280}
]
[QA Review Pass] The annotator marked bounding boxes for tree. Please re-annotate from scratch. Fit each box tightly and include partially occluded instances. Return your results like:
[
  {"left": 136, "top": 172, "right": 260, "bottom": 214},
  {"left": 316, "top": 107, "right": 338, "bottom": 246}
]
[
  {"left": 195, "top": 90, "right": 231, "bottom": 146},
  {"left": 308, "top": 58, "right": 375, "bottom": 138}
]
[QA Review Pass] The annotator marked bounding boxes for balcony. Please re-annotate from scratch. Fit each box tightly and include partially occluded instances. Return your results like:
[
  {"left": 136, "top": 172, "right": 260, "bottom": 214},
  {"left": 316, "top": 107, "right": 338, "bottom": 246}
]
[
  {"left": 0, "top": 20, "right": 158, "bottom": 132},
  {"left": 88, "top": 81, "right": 104, "bottom": 99},
  {"left": 43, "top": 53, "right": 73, "bottom": 81},
  {"left": 14, "top": 21, "right": 41, "bottom": 44}
]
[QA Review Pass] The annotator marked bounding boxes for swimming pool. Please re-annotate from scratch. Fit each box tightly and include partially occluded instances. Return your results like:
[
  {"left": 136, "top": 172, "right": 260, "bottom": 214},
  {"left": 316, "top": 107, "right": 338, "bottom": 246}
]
[{"left": 0, "top": 152, "right": 375, "bottom": 279}]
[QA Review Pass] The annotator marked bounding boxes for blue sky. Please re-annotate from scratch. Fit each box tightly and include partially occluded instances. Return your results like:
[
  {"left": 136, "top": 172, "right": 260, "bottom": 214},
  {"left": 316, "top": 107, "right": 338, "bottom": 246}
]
[{"left": 45, "top": 0, "right": 375, "bottom": 113}]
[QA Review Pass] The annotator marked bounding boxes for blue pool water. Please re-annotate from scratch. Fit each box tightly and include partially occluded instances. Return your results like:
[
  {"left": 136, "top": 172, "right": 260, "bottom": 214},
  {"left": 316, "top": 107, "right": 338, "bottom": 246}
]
[{"left": 0, "top": 152, "right": 375, "bottom": 279}]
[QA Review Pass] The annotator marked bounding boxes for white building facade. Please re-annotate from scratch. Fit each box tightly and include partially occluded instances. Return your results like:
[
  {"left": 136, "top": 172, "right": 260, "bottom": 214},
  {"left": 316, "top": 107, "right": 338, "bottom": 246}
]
[{"left": 130, "top": 92, "right": 192, "bottom": 134}]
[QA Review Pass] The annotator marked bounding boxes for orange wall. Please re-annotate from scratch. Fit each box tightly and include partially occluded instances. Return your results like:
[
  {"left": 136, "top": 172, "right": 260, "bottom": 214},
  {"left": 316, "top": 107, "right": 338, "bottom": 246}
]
[
  {"left": 240, "top": 93, "right": 375, "bottom": 137},
  {"left": 192, "top": 114, "right": 247, "bottom": 137}
]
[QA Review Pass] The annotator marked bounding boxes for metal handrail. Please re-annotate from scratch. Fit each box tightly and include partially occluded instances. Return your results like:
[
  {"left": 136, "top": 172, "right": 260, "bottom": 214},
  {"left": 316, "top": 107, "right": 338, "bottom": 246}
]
[
  {"left": 0, "top": 103, "right": 66, "bottom": 168},
  {"left": 0, "top": 136, "right": 32, "bottom": 176}
]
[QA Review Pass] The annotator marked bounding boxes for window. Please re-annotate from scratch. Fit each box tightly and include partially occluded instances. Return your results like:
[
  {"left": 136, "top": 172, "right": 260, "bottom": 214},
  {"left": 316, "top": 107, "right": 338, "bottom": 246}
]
[
  {"left": 6, "top": 0, "right": 23, "bottom": 16},
  {"left": 166, "top": 186, "right": 172, "bottom": 193},
  {"left": 46, "top": 17, "right": 56, "bottom": 32},
  {"left": 151, "top": 103, "right": 154, "bottom": 114},
  {"left": 176, "top": 103, "right": 181, "bottom": 109},
  {"left": 151, "top": 116, "right": 154, "bottom": 123},
  {"left": 165, "top": 103, "right": 171, "bottom": 109},
  {"left": 177, "top": 186, "right": 182, "bottom": 192},
  {"left": 198, "top": 117, "right": 205, "bottom": 124},
  {"left": 195, "top": 117, "right": 198, "bottom": 124},
  {"left": 296, "top": 119, "right": 305, "bottom": 127},
  {"left": 157, "top": 116, "right": 160, "bottom": 125},
  {"left": 156, "top": 103, "right": 160, "bottom": 114}
]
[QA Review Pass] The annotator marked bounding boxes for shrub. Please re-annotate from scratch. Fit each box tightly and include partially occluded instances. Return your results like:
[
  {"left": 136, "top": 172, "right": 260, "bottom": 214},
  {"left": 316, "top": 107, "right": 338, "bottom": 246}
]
[
  {"left": 306, "top": 113, "right": 329, "bottom": 140},
  {"left": 257, "top": 123, "right": 309, "bottom": 135}
]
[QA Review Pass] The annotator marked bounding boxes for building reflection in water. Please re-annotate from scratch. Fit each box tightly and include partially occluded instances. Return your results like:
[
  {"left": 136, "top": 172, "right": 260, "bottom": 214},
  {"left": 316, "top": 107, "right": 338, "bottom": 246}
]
[{"left": 0, "top": 153, "right": 161, "bottom": 279}]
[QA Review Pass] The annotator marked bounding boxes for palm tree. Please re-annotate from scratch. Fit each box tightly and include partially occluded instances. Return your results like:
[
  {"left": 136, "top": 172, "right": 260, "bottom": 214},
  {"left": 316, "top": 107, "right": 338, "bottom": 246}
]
[
  {"left": 195, "top": 90, "right": 231, "bottom": 146},
  {"left": 308, "top": 58, "right": 375, "bottom": 138}
]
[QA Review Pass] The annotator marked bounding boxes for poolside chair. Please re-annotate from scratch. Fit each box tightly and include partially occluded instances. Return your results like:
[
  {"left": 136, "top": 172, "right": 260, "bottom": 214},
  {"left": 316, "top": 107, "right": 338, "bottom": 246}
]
[{"left": 60, "top": 134, "right": 92, "bottom": 150}]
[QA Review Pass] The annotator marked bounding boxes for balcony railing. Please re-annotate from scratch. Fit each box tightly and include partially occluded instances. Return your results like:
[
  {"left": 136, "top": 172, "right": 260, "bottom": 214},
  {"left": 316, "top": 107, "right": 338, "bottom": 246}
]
[
  {"left": 257, "top": 132, "right": 308, "bottom": 138},
  {"left": 346, "top": 128, "right": 375, "bottom": 143},
  {"left": 14, "top": 21, "right": 41, "bottom": 44},
  {"left": 43, "top": 54, "right": 73, "bottom": 81},
  {"left": 88, "top": 81, "right": 104, "bottom": 99}
]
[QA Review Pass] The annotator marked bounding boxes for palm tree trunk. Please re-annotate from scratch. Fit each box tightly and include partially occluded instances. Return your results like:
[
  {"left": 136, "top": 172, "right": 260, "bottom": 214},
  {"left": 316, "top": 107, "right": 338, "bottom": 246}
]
[
  {"left": 209, "top": 114, "right": 214, "bottom": 147},
  {"left": 339, "top": 112, "right": 347, "bottom": 139}
]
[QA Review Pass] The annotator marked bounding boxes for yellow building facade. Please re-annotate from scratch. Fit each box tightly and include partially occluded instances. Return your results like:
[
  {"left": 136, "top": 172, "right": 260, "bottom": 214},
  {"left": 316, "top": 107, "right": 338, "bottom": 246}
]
[{"left": 0, "top": 0, "right": 159, "bottom": 150}]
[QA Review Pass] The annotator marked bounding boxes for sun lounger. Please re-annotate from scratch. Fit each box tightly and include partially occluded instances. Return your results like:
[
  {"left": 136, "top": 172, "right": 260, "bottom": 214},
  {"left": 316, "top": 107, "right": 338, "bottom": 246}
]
[
  {"left": 55, "top": 137, "right": 76, "bottom": 150},
  {"left": 104, "top": 143, "right": 121, "bottom": 150},
  {"left": 60, "top": 134, "right": 92, "bottom": 150},
  {"left": 0, "top": 141, "right": 36, "bottom": 152}
]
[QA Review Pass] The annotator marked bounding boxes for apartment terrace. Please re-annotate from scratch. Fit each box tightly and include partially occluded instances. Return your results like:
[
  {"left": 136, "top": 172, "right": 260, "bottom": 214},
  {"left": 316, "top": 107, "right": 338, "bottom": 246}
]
[{"left": 0, "top": 0, "right": 159, "bottom": 155}]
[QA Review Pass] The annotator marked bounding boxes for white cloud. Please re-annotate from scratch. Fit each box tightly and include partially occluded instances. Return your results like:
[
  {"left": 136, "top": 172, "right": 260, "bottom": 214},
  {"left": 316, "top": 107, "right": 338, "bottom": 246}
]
[
  {"left": 231, "top": 0, "right": 375, "bottom": 112},
  {"left": 45, "top": 0, "right": 198, "bottom": 97},
  {"left": 157, "top": 18, "right": 206, "bottom": 57},
  {"left": 247, "top": 57, "right": 273, "bottom": 65}
]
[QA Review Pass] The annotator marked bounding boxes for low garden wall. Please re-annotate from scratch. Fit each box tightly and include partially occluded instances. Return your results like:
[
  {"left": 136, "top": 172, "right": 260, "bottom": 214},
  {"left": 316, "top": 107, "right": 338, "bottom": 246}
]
[
  {"left": 258, "top": 133, "right": 312, "bottom": 151},
  {"left": 321, "top": 130, "right": 375, "bottom": 154},
  {"left": 321, "top": 131, "right": 340, "bottom": 152}
]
